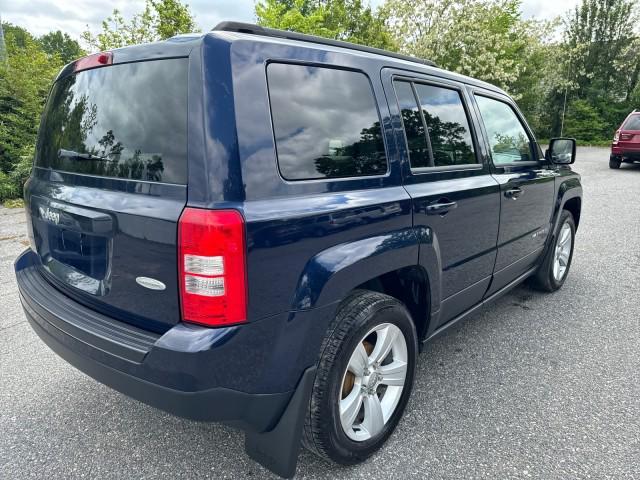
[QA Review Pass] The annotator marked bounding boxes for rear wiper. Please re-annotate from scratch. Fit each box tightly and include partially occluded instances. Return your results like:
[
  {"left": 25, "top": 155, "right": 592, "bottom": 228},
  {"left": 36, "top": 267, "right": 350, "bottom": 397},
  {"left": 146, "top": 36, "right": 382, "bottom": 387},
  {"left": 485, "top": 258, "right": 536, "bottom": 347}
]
[{"left": 58, "top": 149, "right": 114, "bottom": 162}]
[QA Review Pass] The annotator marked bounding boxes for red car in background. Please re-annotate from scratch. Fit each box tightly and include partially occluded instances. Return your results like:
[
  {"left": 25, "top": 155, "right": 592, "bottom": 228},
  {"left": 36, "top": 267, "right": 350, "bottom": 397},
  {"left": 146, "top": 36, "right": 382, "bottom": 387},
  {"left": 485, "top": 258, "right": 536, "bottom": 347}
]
[{"left": 610, "top": 110, "right": 640, "bottom": 168}]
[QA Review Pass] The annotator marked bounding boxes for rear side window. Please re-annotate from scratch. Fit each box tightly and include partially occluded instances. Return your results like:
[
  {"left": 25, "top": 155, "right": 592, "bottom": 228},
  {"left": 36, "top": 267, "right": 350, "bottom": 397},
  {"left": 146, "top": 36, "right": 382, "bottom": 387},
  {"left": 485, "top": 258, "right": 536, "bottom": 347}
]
[
  {"left": 623, "top": 115, "right": 640, "bottom": 130},
  {"left": 267, "top": 63, "right": 387, "bottom": 180},
  {"left": 475, "top": 95, "right": 533, "bottom": 164},
  {"left": 413, "top": 84, "right": 476, "bottom": 167},
  {"left": 35, "top": 58, "right": 188, "bottom": 184},
  {"left": 394, "top": 81, "right": 430, "bottom": 168}
]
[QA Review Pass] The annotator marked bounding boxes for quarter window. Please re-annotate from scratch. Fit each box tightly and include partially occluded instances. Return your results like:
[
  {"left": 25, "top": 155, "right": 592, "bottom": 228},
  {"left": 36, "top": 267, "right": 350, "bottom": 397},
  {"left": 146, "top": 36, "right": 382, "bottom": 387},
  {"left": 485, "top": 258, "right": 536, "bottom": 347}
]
[
  {"left": 475, "top": 95, "right": 533, "bottom": 164},
  {"left": 267, "top": 63, "right": 387, "bottom": 181}
]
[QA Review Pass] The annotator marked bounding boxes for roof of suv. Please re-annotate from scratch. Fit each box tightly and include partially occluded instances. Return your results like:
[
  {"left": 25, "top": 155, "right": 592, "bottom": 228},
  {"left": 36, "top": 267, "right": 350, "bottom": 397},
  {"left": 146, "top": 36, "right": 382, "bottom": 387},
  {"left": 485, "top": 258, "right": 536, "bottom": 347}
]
[
  {"left": 208, "top": 22, "right": 507, "bottom": 96},
  {"left": 59, "top": 21, "right": 506, "bottom": 96}
]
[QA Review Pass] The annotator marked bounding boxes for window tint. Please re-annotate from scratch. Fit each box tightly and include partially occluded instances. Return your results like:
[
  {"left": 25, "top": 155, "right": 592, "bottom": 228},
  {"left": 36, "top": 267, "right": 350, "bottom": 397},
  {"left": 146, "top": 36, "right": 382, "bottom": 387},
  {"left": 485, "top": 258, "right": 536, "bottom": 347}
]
[
  {"left": 267, "top": 64, "right": 387, "bottom": 180},
  {"left": 623, "top": 115, "right": 640, "bottom": 130},
  {"left": 414, "top": 84, "right": 476, "bottom": 167},
  {"left": 35, "top": 59, "right": 188, "bottom": 183},
  {"left": 475, "top": 95, "right": 533, "bottom": 164},
  {"left": 394, "top": 81, "right": 430, "bottom": 168}
]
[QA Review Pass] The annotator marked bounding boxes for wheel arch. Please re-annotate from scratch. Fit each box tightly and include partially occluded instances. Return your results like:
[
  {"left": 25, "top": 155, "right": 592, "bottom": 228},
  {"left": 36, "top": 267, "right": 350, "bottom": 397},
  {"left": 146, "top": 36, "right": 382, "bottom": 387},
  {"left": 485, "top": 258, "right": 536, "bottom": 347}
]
[{"left": 290, "top": 228, "right": 432, "bottom": 340}]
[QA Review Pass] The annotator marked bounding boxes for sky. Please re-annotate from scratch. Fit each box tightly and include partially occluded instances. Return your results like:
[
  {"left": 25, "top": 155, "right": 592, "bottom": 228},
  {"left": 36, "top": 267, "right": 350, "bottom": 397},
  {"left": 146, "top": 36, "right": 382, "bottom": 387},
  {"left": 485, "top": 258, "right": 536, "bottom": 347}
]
[{"left": 1, "top": 0, "right": 582, "bottom": 42}]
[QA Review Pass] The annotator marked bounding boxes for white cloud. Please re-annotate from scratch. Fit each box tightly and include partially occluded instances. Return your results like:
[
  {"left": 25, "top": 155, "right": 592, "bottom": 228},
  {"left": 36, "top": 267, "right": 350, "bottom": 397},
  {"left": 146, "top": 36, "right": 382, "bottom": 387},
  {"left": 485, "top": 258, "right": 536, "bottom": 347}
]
[
  {"left": 1, "top": 0, "right": 257, "bottom": 40},
  {"left": 2, "top": 0, "right": 581, "bottom": 43}
]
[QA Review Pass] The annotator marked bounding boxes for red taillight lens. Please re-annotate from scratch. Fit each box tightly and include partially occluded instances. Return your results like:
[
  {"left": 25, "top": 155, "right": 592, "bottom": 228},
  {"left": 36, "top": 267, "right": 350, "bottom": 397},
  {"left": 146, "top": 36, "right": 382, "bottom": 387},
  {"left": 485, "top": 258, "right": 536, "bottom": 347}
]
[
  {"left": 74, "top": 52, "right": 113, "bottom": 72},
  {"left": 178, "top": 208, "right": 247, "bottom": 327}
]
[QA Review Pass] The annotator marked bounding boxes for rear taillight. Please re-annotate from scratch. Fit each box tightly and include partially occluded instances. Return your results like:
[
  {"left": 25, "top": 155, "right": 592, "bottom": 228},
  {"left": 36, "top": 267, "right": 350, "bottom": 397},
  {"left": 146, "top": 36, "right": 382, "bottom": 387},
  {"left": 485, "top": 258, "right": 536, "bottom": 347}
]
[
  {"left": 74, "top": 52, "right": 113, "bottom": 72},
  {"left": 178, "top": 208, "right": 247, "bottom": 327}
]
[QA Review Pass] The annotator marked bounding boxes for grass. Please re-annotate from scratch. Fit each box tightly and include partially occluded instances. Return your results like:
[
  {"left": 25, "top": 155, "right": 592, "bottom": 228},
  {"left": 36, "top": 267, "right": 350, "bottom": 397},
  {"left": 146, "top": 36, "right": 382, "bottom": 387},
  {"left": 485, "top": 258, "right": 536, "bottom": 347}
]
[{"left": 2, "top": 198, "right": 25, "bottom": 209}]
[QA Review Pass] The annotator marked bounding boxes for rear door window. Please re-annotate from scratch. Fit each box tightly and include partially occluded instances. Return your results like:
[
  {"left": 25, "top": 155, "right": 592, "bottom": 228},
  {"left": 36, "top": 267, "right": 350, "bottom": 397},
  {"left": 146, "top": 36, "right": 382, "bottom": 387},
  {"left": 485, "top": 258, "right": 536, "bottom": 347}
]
[
  {"left": 267, "top": 63, "right": 387, "bottom": 181},
  {"left": 394, "top": 81, "right": 430, "bottom": 168},
  {"left": 35, "top": 58, "right": 188, "bottom": 184},
  {"left": 413, "top": 83, "right": 477, "bottom": 167}
]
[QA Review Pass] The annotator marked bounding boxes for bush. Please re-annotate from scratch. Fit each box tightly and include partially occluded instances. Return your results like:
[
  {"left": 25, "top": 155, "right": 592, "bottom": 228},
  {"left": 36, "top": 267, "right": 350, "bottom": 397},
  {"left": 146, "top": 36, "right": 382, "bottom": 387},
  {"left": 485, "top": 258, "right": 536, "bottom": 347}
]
[{"left": 0, "top": 153, "right": 32, "bottom": 202}]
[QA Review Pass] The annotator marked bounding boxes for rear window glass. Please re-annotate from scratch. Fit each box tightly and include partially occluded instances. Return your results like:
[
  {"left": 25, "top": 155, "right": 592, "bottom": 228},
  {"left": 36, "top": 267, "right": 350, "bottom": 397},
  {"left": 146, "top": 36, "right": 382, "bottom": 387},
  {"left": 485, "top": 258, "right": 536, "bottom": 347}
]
[
  {"left": 267, "top": 63, "right": 387, "bottom": 180},
  {"left": 623, "top": 115, "right": 640, "bottom": 130},
  {"left": 35, "top": 58, "right": 188, "bottom": 184}
]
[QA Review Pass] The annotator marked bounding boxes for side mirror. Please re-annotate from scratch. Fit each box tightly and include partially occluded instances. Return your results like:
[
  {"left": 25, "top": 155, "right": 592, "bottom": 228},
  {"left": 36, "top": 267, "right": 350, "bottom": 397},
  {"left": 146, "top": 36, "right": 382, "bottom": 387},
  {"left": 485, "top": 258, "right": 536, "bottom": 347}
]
[{"left": 545, "top": 138, "right": 576, "bottom": 164}]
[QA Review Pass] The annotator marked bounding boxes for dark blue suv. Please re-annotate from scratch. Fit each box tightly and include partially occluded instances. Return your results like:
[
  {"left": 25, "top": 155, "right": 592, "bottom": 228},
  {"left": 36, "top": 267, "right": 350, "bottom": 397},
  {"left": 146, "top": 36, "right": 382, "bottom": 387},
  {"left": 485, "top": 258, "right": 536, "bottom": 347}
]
[{"left": 15, "top": 22, "right": 582, "bottom": 478}]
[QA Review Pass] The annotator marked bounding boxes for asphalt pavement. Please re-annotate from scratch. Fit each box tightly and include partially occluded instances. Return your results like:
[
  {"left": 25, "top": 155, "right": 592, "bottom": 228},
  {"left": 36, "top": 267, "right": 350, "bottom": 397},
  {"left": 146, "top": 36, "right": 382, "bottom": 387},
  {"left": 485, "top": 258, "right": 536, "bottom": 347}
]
[{"left": 1, "top": 147, "right": 638, "bottom": 479}]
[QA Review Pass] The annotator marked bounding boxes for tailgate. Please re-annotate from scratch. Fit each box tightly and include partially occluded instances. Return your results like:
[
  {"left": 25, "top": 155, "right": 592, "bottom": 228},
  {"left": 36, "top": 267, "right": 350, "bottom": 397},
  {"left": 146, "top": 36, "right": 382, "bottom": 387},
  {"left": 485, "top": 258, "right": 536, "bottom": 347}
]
[{"left": 25, "top": 57, "right": 189, "bottom": 332}]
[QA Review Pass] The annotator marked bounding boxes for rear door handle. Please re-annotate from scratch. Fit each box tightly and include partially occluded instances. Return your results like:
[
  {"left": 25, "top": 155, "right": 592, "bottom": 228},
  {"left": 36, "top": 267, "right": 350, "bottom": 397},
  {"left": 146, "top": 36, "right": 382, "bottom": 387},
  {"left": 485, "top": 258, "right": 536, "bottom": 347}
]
[
  {"left": 426, "top": 200, "right": 458, "bottom": 215},
  {"left": 504, "top": 187, "right": 523, "bottom": 199}
]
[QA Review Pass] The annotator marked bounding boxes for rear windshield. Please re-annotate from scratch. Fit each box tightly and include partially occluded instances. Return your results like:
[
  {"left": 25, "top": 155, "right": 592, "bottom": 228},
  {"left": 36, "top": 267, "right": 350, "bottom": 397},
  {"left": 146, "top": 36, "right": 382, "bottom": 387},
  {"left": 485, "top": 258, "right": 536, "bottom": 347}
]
[
  {"left": 35, "top": 58, "right": 188, "bottom": 184},
  {"left": 623, "top": 114, "right": 640, "bottom": 130}
]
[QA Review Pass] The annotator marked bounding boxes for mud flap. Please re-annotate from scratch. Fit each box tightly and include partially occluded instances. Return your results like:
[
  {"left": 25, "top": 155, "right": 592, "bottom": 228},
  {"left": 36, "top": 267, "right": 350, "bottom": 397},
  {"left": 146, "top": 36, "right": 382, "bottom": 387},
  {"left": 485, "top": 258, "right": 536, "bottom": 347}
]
[{"left": 244, "top": 366, "right": 317, "bottom": 478}]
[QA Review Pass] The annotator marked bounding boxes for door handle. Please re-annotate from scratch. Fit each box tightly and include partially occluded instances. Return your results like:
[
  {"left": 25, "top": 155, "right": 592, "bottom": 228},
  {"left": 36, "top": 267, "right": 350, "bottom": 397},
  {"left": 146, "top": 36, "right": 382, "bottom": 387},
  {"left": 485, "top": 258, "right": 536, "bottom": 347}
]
[
  {"left": 504, "top": 187, "right": 523, "bottom": 199},
  {"left": 426, "top": 200, "right": 458, "bottom": 215}
]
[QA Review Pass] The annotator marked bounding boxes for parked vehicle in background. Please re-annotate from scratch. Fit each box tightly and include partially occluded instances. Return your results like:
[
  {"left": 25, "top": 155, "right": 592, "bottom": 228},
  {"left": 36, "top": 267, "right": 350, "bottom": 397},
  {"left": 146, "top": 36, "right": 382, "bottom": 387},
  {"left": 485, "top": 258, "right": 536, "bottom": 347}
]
[
  {"left": 14, "top": 22, "right": 583, "bottom": 478},
  {"left": 610, "top": 109, "right": 640, "bottom": 168}
]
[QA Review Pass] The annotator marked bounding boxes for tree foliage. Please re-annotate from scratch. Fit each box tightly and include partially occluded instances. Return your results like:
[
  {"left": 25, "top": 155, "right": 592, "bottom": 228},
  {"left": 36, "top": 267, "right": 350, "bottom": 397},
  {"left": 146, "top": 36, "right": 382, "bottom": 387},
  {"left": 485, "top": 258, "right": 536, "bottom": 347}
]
[
  {"left": 38, "top": 30, "right": 85, "bottom": 64},
  {"left": 0, "top": 23, "right": 68, "bottom": 200},
  {"left": 255, "top": 0, "right": 394, "bottom": 49},
  {"left": 81, "top": 0, "right": 198, "bottom": 51}
]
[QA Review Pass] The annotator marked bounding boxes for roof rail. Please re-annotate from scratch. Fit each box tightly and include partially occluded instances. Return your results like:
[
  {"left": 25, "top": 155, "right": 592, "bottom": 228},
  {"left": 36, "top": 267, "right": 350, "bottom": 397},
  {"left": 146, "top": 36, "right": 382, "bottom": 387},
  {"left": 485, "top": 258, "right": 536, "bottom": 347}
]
[{"left": 213, "top": 21, "right": 437, "bottom": 68}]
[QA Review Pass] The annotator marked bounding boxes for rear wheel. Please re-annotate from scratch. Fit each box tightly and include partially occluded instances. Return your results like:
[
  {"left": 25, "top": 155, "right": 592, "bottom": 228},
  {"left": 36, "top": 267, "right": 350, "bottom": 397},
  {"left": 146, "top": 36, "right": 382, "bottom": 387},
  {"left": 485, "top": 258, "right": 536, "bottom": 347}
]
[
  {"left": 303, "top": 291, "right": 417, "bottom": 464},
  {"left": 609, "top": 155, "right": 622, "bottom": 169},
  {"left": 530, "top": 210, "right": 575, "bottom": 292}
]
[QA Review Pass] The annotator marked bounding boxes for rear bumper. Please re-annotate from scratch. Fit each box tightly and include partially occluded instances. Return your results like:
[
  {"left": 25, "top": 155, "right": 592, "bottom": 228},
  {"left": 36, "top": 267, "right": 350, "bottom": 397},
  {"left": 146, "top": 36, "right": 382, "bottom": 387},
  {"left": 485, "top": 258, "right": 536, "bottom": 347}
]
[
  {"left": 611, "top": 145, "right": 640, "bottom": 159},
  {"left": 15, "top": 249, "right": 332, "bottom": 433}
]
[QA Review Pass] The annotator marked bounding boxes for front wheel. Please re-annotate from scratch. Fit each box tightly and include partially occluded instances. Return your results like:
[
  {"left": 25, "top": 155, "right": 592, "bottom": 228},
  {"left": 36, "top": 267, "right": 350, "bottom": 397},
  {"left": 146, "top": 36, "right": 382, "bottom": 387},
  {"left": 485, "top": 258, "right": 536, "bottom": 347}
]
[
  {"left": 303, "top": 291, "right": 417, "bottom": 465},
  {"left": 531, "top": 210, "right": 576, "bottom": 292}
]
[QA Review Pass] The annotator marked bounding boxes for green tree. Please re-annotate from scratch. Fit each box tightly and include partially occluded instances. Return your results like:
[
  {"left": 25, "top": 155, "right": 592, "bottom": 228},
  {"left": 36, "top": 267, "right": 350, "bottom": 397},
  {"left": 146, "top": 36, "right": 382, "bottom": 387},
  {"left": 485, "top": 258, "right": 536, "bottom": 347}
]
[
  {"left": 548, "top": 0, "right": 640, "bottom": 140},
  {"left": 255, "top": 0, "right": 395, "bottom": 50},
  {"left": 562, "top": 99, "right": 607, "bottom": 141},
  {"left": 38, "top": 30, "right": 85, "bottom": 64},
  {"left": 81, "top": 0, "right": 198, "bottom": 51},
  {"left": 0, "top": 24, "right": 64, "bottom": 200}
]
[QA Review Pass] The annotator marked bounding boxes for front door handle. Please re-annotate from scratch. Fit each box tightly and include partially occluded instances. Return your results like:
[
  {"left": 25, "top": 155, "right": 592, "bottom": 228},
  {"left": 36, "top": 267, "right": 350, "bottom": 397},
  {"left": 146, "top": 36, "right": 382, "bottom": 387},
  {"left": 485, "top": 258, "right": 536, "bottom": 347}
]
[
  {"left": 426, "top": 200, "right": 458, "bottom": 215},
  {"left": 504, "top": 187, "right": 523, "bottom": 199}
]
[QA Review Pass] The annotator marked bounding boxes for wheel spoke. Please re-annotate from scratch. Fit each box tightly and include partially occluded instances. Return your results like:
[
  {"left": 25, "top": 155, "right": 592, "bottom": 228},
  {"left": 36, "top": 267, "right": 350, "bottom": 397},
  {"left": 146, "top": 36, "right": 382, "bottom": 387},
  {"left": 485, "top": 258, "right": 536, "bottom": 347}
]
[
  {"left": 553, "top": 258, "right": 560, "bottom": 279},
  {"left": 348, "top": 342, "right": 369, "bottom": 376},
  {"left": 361, "top": 394, "right": 385, "bottom": 436},
  {"left": 378, "top": 360, "right": 407, "bottom": 386},
  {"left": 559, "top": 250, "right": 570, "bottom": 265},
  {"left": 340, "top": 388, "right": 363, "bottom": 431},
  {"left": 559, "top": 226, "right": 570, "bottom": 246},
  {"left": 369, "top": 325, "right": 397, "bottom": 365}
]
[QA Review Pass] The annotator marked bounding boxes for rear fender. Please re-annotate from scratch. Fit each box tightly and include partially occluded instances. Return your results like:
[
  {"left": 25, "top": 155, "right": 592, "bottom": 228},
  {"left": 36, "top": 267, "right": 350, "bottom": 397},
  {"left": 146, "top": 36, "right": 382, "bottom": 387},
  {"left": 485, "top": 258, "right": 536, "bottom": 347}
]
[{"left": 291, "top": 228, "right": 420, "bottom": 311}]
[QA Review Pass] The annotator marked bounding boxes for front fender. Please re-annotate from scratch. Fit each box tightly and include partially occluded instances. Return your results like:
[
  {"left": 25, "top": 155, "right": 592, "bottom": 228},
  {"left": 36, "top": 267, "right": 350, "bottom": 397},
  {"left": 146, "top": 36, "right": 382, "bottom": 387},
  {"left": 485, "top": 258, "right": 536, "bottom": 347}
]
[
  {"left": 291, "top": 227, "right": 420, "bottom": 310},
  {"left": 552, "top": 176, "right": 582, "bottom": 232}
]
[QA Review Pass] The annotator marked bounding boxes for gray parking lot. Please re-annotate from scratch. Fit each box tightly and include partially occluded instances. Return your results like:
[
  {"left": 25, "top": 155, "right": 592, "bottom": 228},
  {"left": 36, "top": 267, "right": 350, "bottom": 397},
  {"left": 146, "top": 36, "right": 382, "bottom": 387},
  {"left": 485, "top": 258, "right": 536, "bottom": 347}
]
[{"left": 1, "top": 147, "right": 638, "bottom": 479}]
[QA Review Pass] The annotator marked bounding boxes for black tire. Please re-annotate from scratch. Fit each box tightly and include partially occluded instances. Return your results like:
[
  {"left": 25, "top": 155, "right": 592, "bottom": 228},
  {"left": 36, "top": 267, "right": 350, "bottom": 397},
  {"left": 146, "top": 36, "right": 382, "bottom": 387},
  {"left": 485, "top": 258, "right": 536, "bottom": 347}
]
[
  {"left": 302, "top": 290, "right": 417, "bottom": 465},
  {"left": 530, "top": 210, "right": 576, "bottom": 292},
  {"left": 609, "top": 155, "right": 622, "bottom": 169}
]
